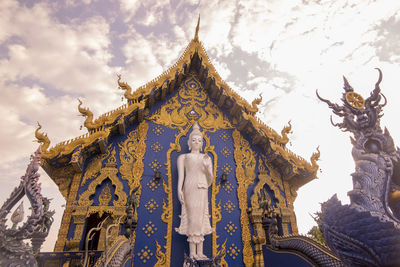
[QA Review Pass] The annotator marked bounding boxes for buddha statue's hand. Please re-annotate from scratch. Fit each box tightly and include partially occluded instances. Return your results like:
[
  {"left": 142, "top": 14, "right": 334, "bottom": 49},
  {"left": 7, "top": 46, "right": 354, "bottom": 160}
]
[
  {"left": 203, "top": 154, "right": 211, "bottom": 169},
  {"left": 178, "top": 189, "right": 184, "bottom": 204}
]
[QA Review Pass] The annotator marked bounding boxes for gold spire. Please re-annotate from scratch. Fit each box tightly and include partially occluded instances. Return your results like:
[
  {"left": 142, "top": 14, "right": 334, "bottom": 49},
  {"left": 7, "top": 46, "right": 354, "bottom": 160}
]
[{"left": 194, "top": 14, "right": 200, "bottom": 41}]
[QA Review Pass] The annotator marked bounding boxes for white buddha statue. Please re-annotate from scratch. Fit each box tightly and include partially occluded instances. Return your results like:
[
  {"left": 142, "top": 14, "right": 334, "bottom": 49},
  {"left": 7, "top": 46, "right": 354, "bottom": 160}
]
[{"left": 175, "top": 123, "right": 214, "bottom": 260}]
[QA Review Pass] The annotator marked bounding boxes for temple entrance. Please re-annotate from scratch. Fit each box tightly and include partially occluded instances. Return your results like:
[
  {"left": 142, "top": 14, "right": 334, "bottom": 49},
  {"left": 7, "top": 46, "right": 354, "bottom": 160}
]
[{"left": 83, "top": 212, "right": 110, "bottom": 251}]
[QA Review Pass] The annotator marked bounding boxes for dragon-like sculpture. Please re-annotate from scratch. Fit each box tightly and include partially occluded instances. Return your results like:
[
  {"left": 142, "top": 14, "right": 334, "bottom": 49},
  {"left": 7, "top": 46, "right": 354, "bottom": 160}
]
[
  {"left": 258, "top": 187, "right": 344, "bottom": 267},
  {"left": 0, "top": 146, "right": 55, "bottom": 267},
  {"left": 317, "top": 69, "right": 400, "bottom": 267}
]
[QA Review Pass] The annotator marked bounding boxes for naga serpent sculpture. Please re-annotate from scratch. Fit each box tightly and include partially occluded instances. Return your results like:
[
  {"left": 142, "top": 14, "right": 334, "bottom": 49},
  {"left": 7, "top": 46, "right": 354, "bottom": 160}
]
[
  {"left": 317, "top": 69, "right": 400, "bottom": 267},
  {"left": 0, "top": 146, "right": 54, "bottom": 267},
  {"left": 259, "top": 188, "right": 344, "bottom": 267}
]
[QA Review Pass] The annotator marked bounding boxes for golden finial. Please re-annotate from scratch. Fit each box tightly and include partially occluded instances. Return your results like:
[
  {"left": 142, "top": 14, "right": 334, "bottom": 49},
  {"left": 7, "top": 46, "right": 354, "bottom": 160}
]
[
  {"left": 35, "top": 122, "right": 50, "bottom": 152},
  {"left": 310, "top": 146, "right": 320, "bottom": 172},
  {"left": 194, "top": 14, "right": 200, "bottom": 41}
]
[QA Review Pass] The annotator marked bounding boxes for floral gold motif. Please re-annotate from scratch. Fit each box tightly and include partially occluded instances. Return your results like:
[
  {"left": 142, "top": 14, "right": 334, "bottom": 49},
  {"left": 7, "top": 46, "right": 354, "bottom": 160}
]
[
  {"left": 118, "top": 121, "right": 149, "bottom": 191},
  {"left": 225, "top": 221, "right": 238, "bottom": 236},
  {"left": 145, "top": 199, "right": 159, "bottom": 213},
  {"left": 143, "top": 221, "right": 157, "bottom": 237},
  {"left": 137, "top": 246, "right": 153, "bottom": 263},
  {"left": 233, "top": 129, "right": 256, "bottom": 267},
  {"left": 149, "top": 159, "right": 162, "bottom": 171},
  {"left": 223, "top": 200, "right": 236, "bottom": 214},
  {"left": 148, "top": 76, "right": 233, "bottom": 132},
  {"left": 81, "top": 154, "right": 104, "bottom": 187},
  {"left": 228, "top": 243, "right": 240, "bottom": 260},
  {"left": 223, "top": 181, "right": 234, "bottom": 194},
  {"left": 147, "top": 178, "right": 161, "bottom": 192},
  {"left": 151, "top": 142, "right": 163, "bottom": 153},
  {"left": 78, "top": 146, "right": 127, "bottom": 207}
]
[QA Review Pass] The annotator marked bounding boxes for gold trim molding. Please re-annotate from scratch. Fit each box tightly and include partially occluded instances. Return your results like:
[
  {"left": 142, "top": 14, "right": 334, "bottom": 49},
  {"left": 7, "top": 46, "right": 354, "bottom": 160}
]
[{"left": 233, "top": 129, "right": 256, "bottom": 267}]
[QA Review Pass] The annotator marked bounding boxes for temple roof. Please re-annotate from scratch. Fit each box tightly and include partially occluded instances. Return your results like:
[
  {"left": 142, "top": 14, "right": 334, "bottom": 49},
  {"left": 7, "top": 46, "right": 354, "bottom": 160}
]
[{"left": 36, "top": 18, "right": 319, "bottom": 198}]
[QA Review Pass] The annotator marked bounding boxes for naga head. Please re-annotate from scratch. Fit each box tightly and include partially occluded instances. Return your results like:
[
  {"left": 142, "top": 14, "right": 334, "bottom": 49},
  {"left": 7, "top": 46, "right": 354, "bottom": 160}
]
[{"left": 316, "top": 68, "right": 386, "bottom": 137}]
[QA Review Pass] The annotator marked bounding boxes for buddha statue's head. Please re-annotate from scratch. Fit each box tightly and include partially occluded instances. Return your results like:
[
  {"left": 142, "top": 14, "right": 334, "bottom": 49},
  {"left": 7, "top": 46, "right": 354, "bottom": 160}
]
[{"left": 188, "top": 123, "right": 203, "bottom": 152}]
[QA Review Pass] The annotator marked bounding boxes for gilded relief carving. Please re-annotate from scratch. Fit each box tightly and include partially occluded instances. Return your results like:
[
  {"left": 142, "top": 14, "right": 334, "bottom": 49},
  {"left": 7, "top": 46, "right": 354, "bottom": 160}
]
[
  {"left": 233, "top": 129, "right": 256, "bottom": 267},
  {"left": 118, "top": 121, "right": 149, "bottom": 191},
  {"left": 78, "top": 146, "right": 127, "bottom": 207},
  {"left": 148, "top": 77, "right": 233, "bottom": 132},
  {"left": 81, "top": 154, "right": 104, "bottom": 187},
  {"left": 251, "top": 157, "right": 286, "bottom": 211}
]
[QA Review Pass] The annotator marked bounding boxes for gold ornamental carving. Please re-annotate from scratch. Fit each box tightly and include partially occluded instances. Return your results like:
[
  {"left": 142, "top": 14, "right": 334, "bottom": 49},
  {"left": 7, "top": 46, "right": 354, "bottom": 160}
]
[
  {"left": 78, "top": 98, "right": 146, "bottom": 131},
  {"left": 78, "top": 146, "right": 127, "bottom": 207},
  {"left": 251, "top": 157, "right": 286, "bottom": 211},
  {"left": 233, "top": 130, "right": 256, "bottom": 267},
  {"left": 148, "top": 76, "right": 232, "bottom": 132},
  {"left": 118, "top": 121, "right": 149, "bottom": 191},
  {"left": 81, "top": 154, "right": 105, "bottom": 187}
]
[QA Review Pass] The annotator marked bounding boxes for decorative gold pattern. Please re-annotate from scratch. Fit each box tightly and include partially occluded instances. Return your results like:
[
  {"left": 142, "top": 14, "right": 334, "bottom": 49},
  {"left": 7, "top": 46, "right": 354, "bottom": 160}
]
[
  {"left": 78, "top": 146, "right": 127, "bottom": 207},
  {"left": 225, "top": 221, "right": 237, "bottom": 236},
  {"left": 151, "top": 141, "right": 163, "bottom": 153},
  {"left": 154, "top": 240, "right": 166, "bottom": 266},
  {"left": 233, "top": 129, "right": 256, "bottom": 267},
  {"left": 345, "top": 91, "right": 365, "bottom": 109},
  {"left": 223, "top": 200, "right": 236, "bottom": 214},
  {"left": 78, "top": 98, "right": 146, "bottom": 131},
  {"left": 223, "top": 181, "right": 234, "bottom": 194},
  {"left": 251, "top": 157, "right": 286, "bottom": 211},
  {"left": 54, "top": 172, "right": 82, "bottom": 251},
  {"left": 118, "top": 121, "right": 149, "bottom": 191},
  {"left": 147, "top": 178, "right": 161, "bottom": 192},
  {"left": 81, "top": 154, "right": 104, "bottom": 186},
  {"left": 142, "top": 221, "right": 157, "bottom": 237},
  {"left": 221, "top": 146, "right": 231, "bottom": 158},
  {"left": 152, "top": 125, "right": 164, "bottom": 136},
  {"left": 137, "top": 246, "right": 153, "bottom": 263},
  {"left": 148, "top": 76, "right": 233, "bottom": 132},
  {"left": 149, "top": 159, "right": 162, "bottom": 171},
  {"left": 35, "top": 122, "right": 50, "bottom": 152},
  {"left": 228, "top": 243, "right": 240, "bottom": 260},
  {"left": 221, "top": 163, "right": 232, "bottom": 175},
  {"left": 250, "top": 93, "right": 262, "bottom": 115},
  {"left": 98, "top": 183, "right": 112, "bottom": 206},
  {"left": 145, "top": 199, "right": 159, "bottom": 213},
  {"left": 219, "top": 131, "right": 230, "bottom": 142}
]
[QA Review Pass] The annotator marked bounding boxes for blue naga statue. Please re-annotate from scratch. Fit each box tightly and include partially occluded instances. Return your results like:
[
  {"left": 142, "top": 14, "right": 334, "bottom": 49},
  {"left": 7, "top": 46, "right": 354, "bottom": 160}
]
[{"left": 317, "top": 69, "right": 400, "bottom": 267}]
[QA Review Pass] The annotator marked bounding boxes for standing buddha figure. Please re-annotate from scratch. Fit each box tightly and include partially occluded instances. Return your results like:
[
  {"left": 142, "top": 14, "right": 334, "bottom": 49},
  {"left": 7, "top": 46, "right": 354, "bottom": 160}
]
[{"left": 175, "top": 123, "right": 214, "bottom": 259}]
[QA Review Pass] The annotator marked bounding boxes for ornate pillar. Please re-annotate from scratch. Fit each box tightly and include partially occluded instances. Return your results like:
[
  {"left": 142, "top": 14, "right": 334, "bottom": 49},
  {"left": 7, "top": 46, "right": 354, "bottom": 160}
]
[
  {"left": 66, "top": 208, "right": 87, "bottom": 251},
  {"left": 54, "top": 172, "right": 82, "bottom": 252},
  {"left": 249, "top": 208, "right": 265, "bottom": 267}
]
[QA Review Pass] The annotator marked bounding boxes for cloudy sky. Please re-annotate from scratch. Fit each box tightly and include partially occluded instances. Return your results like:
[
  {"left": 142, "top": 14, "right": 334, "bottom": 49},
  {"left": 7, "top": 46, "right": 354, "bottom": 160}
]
[{"left": 1, "top": 0, "right": 400, "bottom": 252}]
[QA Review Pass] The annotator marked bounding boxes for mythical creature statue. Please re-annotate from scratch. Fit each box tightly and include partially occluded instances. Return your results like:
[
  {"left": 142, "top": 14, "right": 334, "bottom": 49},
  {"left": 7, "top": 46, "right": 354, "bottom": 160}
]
[
  {"left": 259, "top": 188, "right": 344, "bottom": 267},
  {"left": 0, "top": 146, "right": 55, "bottom": 267},
  {"left": 317, "top": 69, "right": 400, "bottom": 267}
]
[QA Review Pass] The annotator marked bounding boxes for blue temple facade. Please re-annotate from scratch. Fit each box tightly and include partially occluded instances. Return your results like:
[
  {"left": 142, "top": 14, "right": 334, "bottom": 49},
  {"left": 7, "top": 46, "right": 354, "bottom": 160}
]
[{"left": 34, "top": 22, "right": 326, "bottom": 267}]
